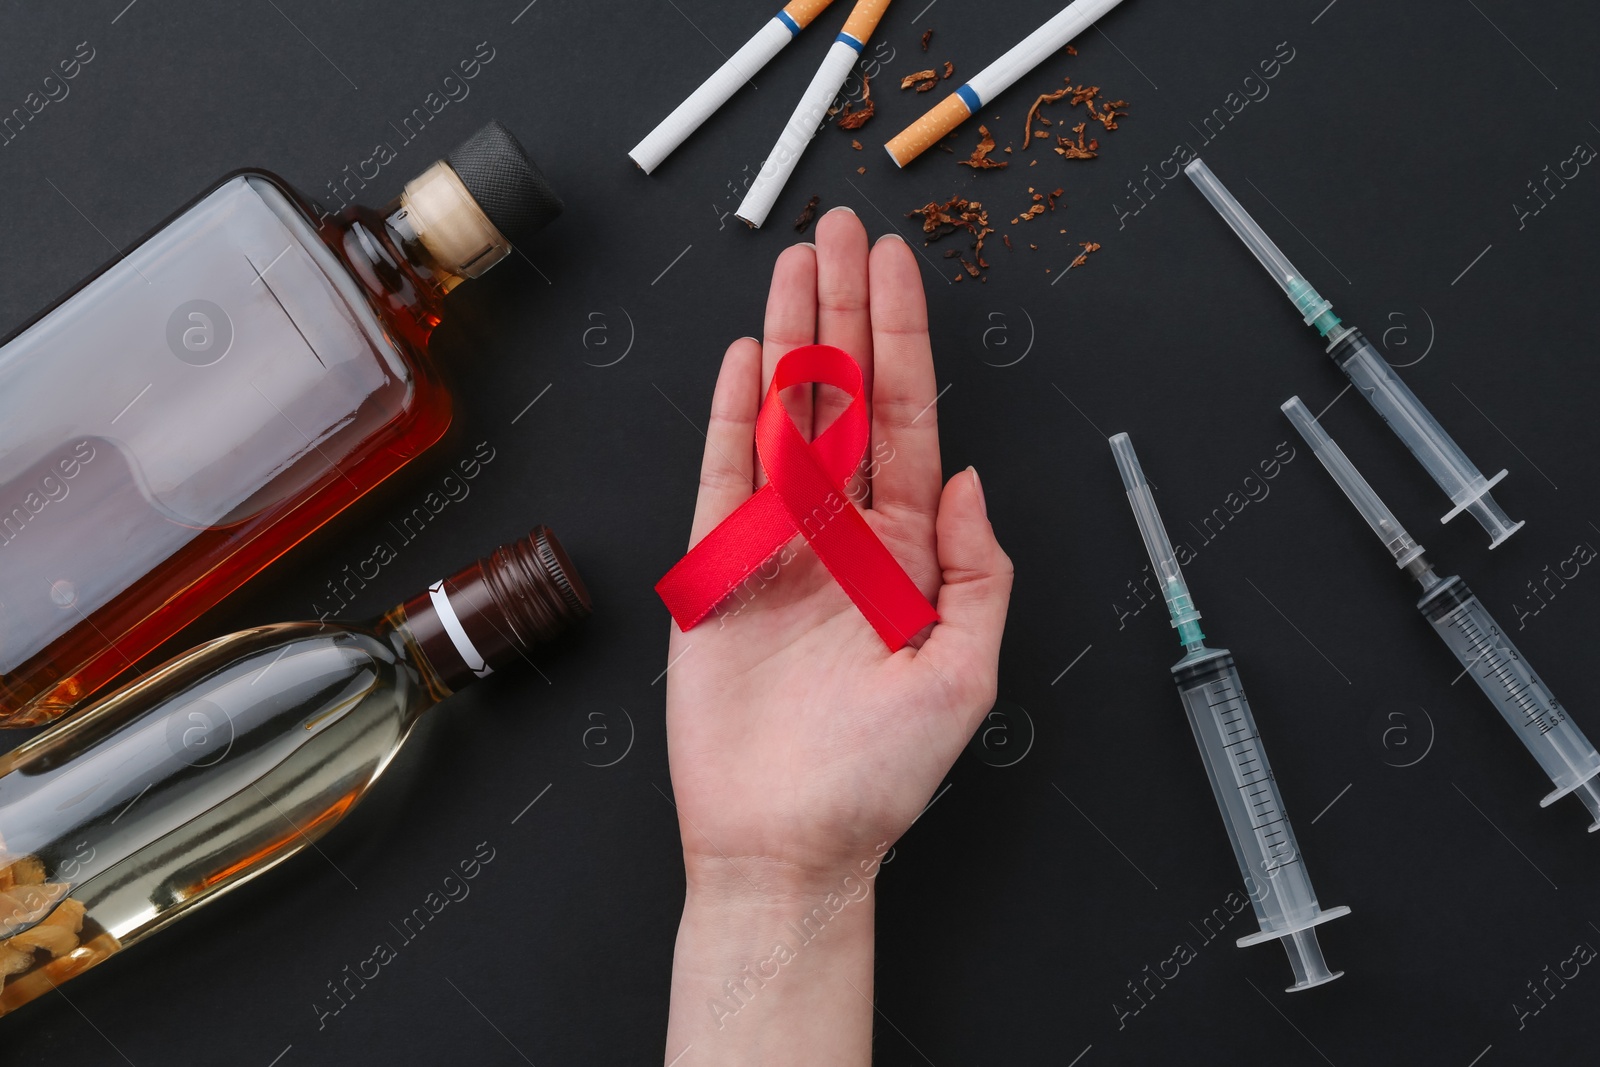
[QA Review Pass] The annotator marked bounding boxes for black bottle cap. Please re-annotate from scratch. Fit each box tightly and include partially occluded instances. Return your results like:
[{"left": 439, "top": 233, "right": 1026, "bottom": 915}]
[{"left": 446, "top": 120, "right": 563, "bottom": 247}]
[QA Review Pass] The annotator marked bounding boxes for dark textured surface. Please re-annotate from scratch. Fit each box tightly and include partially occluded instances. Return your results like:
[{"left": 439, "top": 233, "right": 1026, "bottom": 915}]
[
  {"left": 447, "top": 118, "right": 563, "bottom": 245},
  {"left": 1, "top": 1, "right": 1598, "bottom": 1064}
]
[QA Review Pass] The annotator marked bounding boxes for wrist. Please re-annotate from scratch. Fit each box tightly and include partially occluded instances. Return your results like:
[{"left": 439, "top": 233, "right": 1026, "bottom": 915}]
[
  {"left": 682, "top": 840, "right": 894, "bottom": 906},
  {"left": 665, "top": 848, "right": 888, "bottom": 1066}
]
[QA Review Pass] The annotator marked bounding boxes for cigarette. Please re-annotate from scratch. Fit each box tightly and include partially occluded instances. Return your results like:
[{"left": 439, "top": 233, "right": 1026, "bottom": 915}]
[
  {"left": 736, "top": 0, "right": 894, "bottom": 229},
  {"left": 883, "top": 0, "right": 1128, "bottom": 168},
  {"left": 630, "top": 1, "right": 839, "bottom": 175}
]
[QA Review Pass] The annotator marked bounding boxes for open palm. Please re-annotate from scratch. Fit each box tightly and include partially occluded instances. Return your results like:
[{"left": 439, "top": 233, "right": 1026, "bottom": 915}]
[{"left": 664, "top": 208, "right": 1013, "bottom": 893}]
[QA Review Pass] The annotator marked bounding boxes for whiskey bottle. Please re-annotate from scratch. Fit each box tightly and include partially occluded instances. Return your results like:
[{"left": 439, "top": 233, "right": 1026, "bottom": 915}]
[{"left": 0, "top": 121, "right": 562, "bottom": 725}]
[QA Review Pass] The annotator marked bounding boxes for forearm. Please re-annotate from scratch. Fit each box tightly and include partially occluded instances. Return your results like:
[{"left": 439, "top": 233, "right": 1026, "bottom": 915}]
[{"left": 664, "top": 861, "right": 879, "bottom": 1065}]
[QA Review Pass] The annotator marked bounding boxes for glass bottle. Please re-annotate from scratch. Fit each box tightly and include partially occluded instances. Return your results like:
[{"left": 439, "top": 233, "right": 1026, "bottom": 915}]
[
  {"left": 0, "top": 121, "right": 563, "bottom": 726},
  {"left": 0, "top": 526, "right": 590, "bottom": 1017}
]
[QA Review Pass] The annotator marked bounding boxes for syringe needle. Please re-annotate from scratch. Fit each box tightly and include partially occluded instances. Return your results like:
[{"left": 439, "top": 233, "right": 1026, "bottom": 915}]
[
  {"left": 1282, "top": 398, "right": 1426, "bottom": 569},
  {"left": 1109, "top": 433, "right": 1204, "bottom": 648},
  {"left": 1186, "top": 157, "right": 1524, "bottom": 548}
]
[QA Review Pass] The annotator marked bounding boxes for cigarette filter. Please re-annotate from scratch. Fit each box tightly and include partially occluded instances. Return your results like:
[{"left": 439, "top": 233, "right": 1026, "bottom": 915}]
[
  {"left": 736, "top": 0, "right": 893, "bottom": 229},
  {"left": 630, "top": 1, "right": 839, "bottom": 174},
  {"left": 884, "top": 0, "right": 1127, "bottom": 168}
]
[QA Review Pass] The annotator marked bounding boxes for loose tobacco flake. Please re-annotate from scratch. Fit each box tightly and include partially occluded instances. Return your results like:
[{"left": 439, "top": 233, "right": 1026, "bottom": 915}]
[
  {"left": 958, "top": 125, "right": 1008, "bottom": 169},
  {"left": 901, "top": 69, "right": 937, "bottom": 89},
  {"left": 793, "top": 195, "right": 821, "bottom": 233},
  {"left": 837, "top": 72, "right": 875, "bottom": 130},
  {"left": 1055, "top": 122, "right": 1098, "bottom": 159},
  {"left": 1023, "top": 85, "right": 1073, "bottom": 149}
]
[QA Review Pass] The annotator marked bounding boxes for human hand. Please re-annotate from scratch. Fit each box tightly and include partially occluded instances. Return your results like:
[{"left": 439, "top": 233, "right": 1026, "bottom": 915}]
[{"left": 662, "top": 207, "right": 1012, "bottom": 1064}]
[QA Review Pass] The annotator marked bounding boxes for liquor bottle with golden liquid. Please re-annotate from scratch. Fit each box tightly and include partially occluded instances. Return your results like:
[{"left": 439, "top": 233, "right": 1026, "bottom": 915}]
[
  {"left": 0, "top": 526, "right": 590, "bottom": 1016},
  {"left": 0, "top": 120, "right": 562, "bottom": 726}
]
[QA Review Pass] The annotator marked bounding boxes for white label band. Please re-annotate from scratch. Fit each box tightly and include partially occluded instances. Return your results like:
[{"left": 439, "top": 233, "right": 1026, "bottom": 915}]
[{"left": 428, "top": 580, "right": 494, "bottom": 678}]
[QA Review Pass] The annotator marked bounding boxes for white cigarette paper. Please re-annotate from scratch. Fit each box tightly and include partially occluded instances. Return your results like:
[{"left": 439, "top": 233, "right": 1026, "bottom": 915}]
[
  {"left": 738, "top": 0, "right": 893, "bottom": 229},
  {"left": 884, "top": 0, "right": 1129, "bottom": 168},
  {"left": 630, "top": 1, "right": 839, "bottom": 174}
]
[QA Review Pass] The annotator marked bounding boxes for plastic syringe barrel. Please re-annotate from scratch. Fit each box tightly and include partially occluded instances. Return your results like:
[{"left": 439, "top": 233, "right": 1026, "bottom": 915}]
[
  {"left": 1183, "top": 158, "right": 1336, "bottom": 330},
  {"left": 1173, "top": 649, "right": 1350, "bottom": 990},
  {"left": 1282, "top": 397, "right": 1426, "bottom": 567},
  {"left": 1109, "top": 433, "right": 1203, "bottom": 646},
  {"left": 1418, "top": 578, "right": 1600, "bottom": 831},
  {"left": 1327, "top": 331, "right": 1524, "bottom": 547}
]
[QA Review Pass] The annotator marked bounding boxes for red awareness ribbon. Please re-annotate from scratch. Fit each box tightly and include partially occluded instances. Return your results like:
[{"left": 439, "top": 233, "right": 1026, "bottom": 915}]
[{"left": 656, "top": 344, "right": 938, "bottom": 651}]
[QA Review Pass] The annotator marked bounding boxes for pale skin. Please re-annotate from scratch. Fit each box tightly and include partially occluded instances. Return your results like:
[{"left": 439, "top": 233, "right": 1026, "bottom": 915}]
[{"left": 663, "top": 207, "right": 1013, "bottom": 1064}]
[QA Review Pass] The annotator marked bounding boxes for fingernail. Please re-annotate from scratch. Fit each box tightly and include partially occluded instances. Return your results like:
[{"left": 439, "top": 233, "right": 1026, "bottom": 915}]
[
  {"left": 825, "top": 205, "right": 857, "bottom": 217},
  {"left": 795, "top": 241, "right": 817, "bottom": 250},
  {"left": 968, "top": 466, "right": 986, "bottom": 517},
  {"left": 876, "top": 232, "right": 906, "bottom": 246}
]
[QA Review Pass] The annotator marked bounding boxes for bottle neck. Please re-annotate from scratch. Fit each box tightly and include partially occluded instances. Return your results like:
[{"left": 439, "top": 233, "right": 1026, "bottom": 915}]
[
  {"left": 388, "top": 161, "right": 513, "bottom": 290},
  {"left": 377, "top": 527, "right": 591, "bottom": 695},
  {"left": 327, "top": 161, "right": 513, "bottom": 351}
]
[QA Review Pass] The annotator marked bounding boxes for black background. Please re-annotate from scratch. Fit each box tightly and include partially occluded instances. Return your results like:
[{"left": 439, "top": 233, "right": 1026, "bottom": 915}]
[{"left": 3, "top": 0, "right": 1598, "bottom": 1064}]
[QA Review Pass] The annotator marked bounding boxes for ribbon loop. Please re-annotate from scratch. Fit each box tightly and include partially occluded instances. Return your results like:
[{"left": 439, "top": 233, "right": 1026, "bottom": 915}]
[{"left": 657, "top": 345, "right": 938, "bottom": 650}]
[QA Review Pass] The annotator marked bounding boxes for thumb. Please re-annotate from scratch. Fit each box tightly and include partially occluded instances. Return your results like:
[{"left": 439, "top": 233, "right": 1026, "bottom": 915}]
[{"left": 917, "top": 467, "right": 1012, "bottom": 721}]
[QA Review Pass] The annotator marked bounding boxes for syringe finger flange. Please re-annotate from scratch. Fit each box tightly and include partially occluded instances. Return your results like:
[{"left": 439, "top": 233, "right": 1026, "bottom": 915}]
[{"left": 1236, "top": 903, "right": 1351, "bottom": 947}]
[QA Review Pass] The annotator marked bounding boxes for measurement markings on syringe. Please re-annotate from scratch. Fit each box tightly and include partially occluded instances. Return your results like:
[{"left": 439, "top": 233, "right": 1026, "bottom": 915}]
[
  {"left": 1449, "top": 607, "right": 1564, "bottom": 733},
  {"left": 1205, "top": 681, "right": 1298, "bottom": 872}
]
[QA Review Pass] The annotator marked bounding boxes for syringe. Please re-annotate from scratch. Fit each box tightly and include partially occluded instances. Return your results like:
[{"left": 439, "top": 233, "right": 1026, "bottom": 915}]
[
  {"left": 1110, "top": 432, "right": 1350, "bottom": 991},
  {"left": 1283, "top": 398, "right": 1600, "bottom": 831},
  {"left": 1185, "top": 157, "right": 1524, "bottom": 548}
]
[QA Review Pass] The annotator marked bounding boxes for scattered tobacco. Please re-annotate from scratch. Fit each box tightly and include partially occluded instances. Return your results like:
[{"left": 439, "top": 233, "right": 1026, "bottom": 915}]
[
  {"left": 906, "top": 194, "right": 994, "bottom": 279},
  {"left": 1023, "top": 86, "right": 1072, "bottom": 149},
  {"left": 793, "top": 195, "right": 821, "bottom": 233},
  {"left": 901, "top": 69, "right": 937, "bottom": 89},
  {"left": 1022, "top": 77, "right": 1130, "bottom": 149},
  {"left": 1055, "top": 121, "right": 1098, "bottom": 159},
  {"left": 921, "top": 29, "right": 933, "bottom": 52},
  {"left": 1071, "top": 241, "right": 1102, "bottom": 268},
  {"left": 851, "top": 139, "right": 863, "bottom": 150},
  {"left": 943, "top": 61, "right": 954, "bottom": 79},
  {"left": 837, "top": 72, "right": 875, "bottom": 130},
  {"left": 958, "top": 125, "right": 1007, "bottom": 169}
]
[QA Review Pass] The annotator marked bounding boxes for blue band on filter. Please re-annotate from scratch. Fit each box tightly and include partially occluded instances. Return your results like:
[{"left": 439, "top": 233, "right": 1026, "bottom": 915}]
[
  {"left": 955, "top": 83, "right": 982, "bottom": 113},
  {"left": 775, "top": 9, "right": 801, "bottom": 35},
  {"left": 836, "top": 32, "right": 865, "bottom": 53}
]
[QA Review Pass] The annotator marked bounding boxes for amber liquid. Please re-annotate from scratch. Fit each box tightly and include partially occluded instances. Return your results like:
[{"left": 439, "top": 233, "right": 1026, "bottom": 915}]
[
  {"left": 0, "top": 619, "right": 439, "bottom": 1016},
  {"left": 0, "top": 175, "right": 452, "bottom": 725}
]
